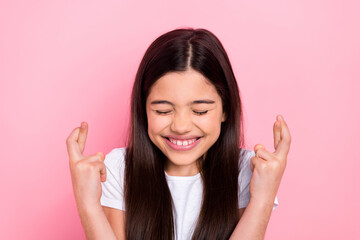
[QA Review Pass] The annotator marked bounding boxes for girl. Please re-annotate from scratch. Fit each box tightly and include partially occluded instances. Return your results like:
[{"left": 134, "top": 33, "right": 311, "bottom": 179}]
[{"left": 67, "top": 28, "right": 291, "bottom": 240}]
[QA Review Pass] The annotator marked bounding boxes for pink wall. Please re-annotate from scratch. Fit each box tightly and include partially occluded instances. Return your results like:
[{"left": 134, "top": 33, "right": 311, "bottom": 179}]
[{"left": 1, "top": 0, "right": 359, "bottom": 239}]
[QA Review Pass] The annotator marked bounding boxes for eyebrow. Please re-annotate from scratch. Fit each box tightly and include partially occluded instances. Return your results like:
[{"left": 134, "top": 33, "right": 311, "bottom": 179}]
[{"left": 150, "top": 100, "right": 215, "bottom": 106}]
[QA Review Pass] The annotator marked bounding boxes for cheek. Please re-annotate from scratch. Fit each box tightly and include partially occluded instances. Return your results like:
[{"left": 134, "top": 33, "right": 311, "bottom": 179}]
[
  {"left": 195, "top": 115, "right": 222, "bottom": 133},
  {"left": 147, "top": 114, "right": 170, "bottom": 135}
]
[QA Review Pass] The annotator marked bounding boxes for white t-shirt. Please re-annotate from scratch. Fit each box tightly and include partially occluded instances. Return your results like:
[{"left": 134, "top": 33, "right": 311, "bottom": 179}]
[{"left": 100, "top": 147, "right": 279, "bottom": 240}]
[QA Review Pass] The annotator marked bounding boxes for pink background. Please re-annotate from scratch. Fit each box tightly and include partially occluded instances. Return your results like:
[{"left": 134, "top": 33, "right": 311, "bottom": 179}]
[{"left": 1, "top": 0, "right": 359, "bottom": 239}]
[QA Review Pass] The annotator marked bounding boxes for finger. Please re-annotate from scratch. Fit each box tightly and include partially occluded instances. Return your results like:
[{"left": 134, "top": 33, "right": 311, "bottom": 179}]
[
  {"left": 250, "top": 156, "right": 255, "bottom": 172},
  {"left": 78, "top": 122, "right": 88, "bottom": 154},
  {"left": 274, "top": 115, "right": 292, "bottom": 159},
  {"left": 91, "top": 153, "right": 106, "bottom": 181},
  {"left": 85, "top": 152, "right": 105, "bottom": 163},
  {"left": 273, "top": 118, "right": 281, "bottom": 150},
  {"left": 251, "top": 144, "right": 266, "bottom": 172},
  {"left": 89, "top": 160, "right": 107, "bottom": 182},
  {"left": 66, "top": 127, "right": 83, "bottom": 162},
  {"left": 254, "top": 145, "right": 274, "bottom": 161},
  {"left": 250, "top": 155, "right": 264, "bottom": 172},
  {"left": 254, "top": 144, "right": 266, "bottom": 153},
  {"left": 100, "top": 163, "right": 107, "bottom": 182},
  {"left": 97, "top": 152, "right": 105, "bottom": 161}
]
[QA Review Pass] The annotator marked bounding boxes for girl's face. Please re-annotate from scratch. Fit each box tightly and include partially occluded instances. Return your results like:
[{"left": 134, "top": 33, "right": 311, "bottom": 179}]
[{"left": 146, "top": 68, "right": 226, "bottom": 176}]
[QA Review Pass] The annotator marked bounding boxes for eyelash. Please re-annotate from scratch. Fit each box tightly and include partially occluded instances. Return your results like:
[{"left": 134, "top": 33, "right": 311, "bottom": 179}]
[
  {"left": 194, "top": 110, "right": 208, "bottom": 115},
  {"left": 155, "top": 110, "right": 208, "bottom": 115}
]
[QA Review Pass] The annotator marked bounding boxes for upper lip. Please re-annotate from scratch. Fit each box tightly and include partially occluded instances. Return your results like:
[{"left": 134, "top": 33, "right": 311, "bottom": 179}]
[{"left": 163, "top": 135, "right": 201, "bottom": 140}]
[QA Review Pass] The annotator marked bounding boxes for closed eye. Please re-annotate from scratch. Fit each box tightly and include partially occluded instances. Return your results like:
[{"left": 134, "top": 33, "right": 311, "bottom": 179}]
[
  {"left": 155, "top": 110, "right": 172, "bottom": 115},
  {"left": 193, "top": 110, "right": 208, "bottom": 115},
  {"left": 155, "top": 110, "right": 208, "bottom": 115}
]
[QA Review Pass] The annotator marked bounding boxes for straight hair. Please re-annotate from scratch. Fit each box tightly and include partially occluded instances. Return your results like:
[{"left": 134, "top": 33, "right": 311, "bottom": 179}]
[{"left": 125, "top": 28, "right": 245, "bottom": 240}]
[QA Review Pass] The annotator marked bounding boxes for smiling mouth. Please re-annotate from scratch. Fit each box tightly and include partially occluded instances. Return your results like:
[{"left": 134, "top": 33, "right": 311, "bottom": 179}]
[{"left": 164, "top": 137, "right": 201, "bottom": 146}]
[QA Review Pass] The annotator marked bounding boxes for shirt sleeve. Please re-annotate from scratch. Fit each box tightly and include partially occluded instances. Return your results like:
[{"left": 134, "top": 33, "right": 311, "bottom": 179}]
[
  {"left": 100, "top": 147, "right": 126, "bottom": 211},
  {"left": 238, "top": 149, "right": 279, "bottom": 210}
]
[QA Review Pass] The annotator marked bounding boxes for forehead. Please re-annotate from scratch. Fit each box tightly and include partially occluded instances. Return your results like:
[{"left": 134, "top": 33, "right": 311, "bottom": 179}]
[{"left": 147, "top": 69, "right": 220, "bottom": 102}]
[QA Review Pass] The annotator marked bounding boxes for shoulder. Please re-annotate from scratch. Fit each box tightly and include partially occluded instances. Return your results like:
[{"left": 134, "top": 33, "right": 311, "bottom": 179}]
[
  {"left": 106, "top": 147, "right": 127, "bottom": 157},
  {"left": 104, "top": 147, "right": 127, "bottom": 170},
  {"left": 101, "top": 147, "right": 127, "bottom": 211},
  {"left": 238, "top": 148, "right": 255, "bottom": 186},
  {"left": 237, "top": 148, "right": 254, "bottom": 208},
  {"left": 239, "top": 148, "right": 255, "bottom": 169}
]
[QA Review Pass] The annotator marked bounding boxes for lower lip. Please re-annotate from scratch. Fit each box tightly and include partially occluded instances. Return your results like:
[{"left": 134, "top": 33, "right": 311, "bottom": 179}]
[{"left": 164, "top": 137, "right": 201, "bottom": 151}]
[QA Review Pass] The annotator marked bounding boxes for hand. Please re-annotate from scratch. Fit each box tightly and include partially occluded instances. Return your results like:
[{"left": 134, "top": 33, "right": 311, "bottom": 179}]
[
  {"left": 249, "top": 115, "right": 291, "bottom": 206},
  {"left": 66, "top": 122, "right": 106, "bottom": 209}
]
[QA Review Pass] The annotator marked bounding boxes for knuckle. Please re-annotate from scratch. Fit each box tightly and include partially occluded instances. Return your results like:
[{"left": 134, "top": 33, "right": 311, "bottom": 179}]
[
  {"left": 90, "top": 153, "right": 103, "bottom": 162},
  {"left": 86, "top": 153, "right": 101, "bottom": 163},
  {"left": 88, "top": 162, "right": 96, "bottom": 169},
  {"left": 270, "top": 160, "right": 285, "bottom": 172},
  {"left": 76, "top": 160, "right": 93, "bottom": 171},
  {"left": 92, "top": 161, "right": 103, "bottom": 168},
  {"left": 259, "top": 162, "right": 267, "bottom": 171},
  {"left": 75, "top": 160, "right": 86, "bottom": 169},
  {"left": 256, "top": 149, "right": 263, "bottom": 155},
  {"left": 90, "top": 161, "right": 99, "bottom": 167},
  {"left": 271, "top": 160, "right": 280, "bottom": 169}
]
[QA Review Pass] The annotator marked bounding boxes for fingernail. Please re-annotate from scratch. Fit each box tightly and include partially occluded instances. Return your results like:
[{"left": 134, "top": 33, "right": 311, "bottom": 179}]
[
  {"left": 278, "top": 115, "right": 283, "bottom": 121},
  {"left": 81, "top": 122, "right": 86, "bottom": 128}
]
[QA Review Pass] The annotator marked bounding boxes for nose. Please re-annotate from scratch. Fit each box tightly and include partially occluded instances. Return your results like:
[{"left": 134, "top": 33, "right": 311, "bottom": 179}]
[{"left": 170, "top": 111, "right": 192, "bottom": 134}]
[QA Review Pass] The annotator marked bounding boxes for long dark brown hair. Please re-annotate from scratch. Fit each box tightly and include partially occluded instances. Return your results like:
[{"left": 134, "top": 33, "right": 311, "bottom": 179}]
[{"left": 125, "top": 28, "right": 245, "bottom": 240}]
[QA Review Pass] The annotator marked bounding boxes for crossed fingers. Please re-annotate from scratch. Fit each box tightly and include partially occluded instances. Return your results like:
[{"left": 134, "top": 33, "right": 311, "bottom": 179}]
[
  {"left": 66, "top": 122, "right": 104, "bottom": 162},
  {"left": 254, "top": 115, "right": 291, "bottom": 163}
]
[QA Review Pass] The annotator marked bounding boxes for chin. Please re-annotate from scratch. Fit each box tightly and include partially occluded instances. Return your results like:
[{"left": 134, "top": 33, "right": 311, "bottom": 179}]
[{"left": 165, "top": 150, "right": 203, "bottom": 165}]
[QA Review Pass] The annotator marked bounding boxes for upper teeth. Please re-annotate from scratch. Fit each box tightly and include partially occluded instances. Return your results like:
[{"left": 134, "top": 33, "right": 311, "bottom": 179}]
[{"left": 169, "top": 138, "right": 197, "bottom": 146}]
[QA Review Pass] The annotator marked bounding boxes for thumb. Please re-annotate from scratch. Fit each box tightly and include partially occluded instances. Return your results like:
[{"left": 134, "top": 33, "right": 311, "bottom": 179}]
[
  {"left": 250, "top": 144, "right": 265, "bottom": 172},
  {"left": 254, "top": 144, "right": 266, "bottom": 156},
  {"left": 100, "top": 164, "right": 106, "bottom": 182},
  {"left": 97, "top": 152, "right": 106, "bottom": 182},
  {"left": 251, "top": 144, "right": 266, "bottom": 172},
  {"left": 97, "top": 152, "right": 105, "bottom": 161},
  {"left": 86, "top": 152, "right": 106, "bottom": 181}
]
